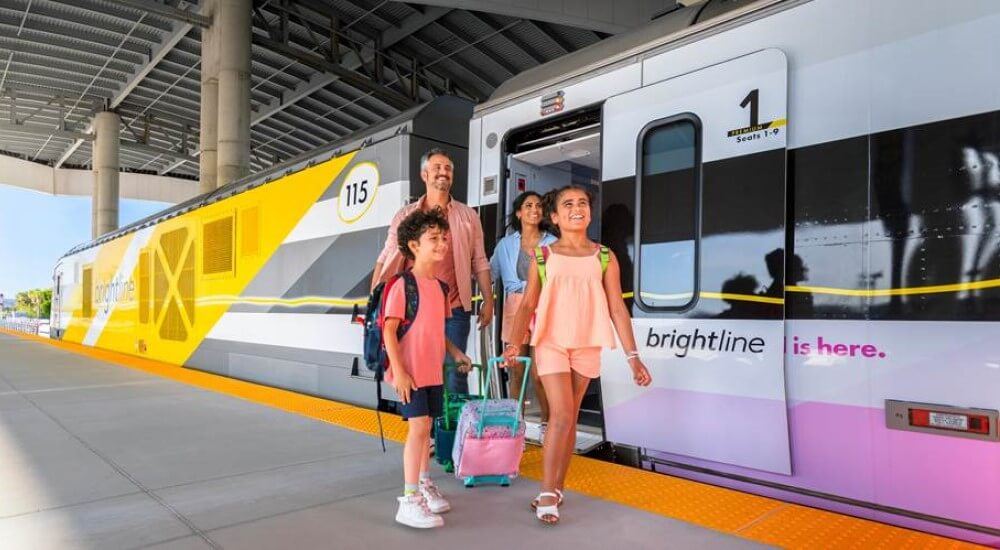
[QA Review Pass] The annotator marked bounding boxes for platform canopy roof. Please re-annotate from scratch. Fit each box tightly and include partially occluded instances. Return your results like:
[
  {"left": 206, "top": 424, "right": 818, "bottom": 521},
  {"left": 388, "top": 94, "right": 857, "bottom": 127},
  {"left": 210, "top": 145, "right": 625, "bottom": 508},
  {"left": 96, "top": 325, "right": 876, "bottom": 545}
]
[{"left": 0, "top": 0, "right": 695, "bottom": 181}]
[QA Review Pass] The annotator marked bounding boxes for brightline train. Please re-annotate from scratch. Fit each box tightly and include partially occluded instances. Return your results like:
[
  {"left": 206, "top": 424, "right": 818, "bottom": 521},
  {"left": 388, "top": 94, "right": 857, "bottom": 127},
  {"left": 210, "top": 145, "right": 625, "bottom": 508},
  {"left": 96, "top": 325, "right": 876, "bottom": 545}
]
[{"left": 51, "top": 0, "right": 999, "bottom": 543}]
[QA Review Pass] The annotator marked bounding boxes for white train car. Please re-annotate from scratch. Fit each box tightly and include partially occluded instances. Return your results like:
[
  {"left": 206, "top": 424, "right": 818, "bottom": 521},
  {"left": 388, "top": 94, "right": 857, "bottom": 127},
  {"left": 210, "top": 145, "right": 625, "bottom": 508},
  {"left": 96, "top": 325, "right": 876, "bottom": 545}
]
[
  {"left": 51, "top": 96, "right": 473, "bottom": 408},
  {"left": 466, "top": 0, "right": 999, "bottom": 543}
]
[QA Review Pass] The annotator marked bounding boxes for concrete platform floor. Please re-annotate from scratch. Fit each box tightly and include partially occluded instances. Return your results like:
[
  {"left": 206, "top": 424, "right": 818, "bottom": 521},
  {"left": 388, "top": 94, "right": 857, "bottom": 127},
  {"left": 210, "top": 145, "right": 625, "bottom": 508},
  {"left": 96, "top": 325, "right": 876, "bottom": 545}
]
[{"left": 0, "top": 332, "right": 767, "bottom": 550}]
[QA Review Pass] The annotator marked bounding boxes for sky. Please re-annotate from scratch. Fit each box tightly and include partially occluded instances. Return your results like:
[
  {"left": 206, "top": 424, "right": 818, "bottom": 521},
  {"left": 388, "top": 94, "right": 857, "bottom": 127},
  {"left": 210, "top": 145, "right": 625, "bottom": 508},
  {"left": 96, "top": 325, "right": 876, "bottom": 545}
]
[{"left": 0, "top": 184, "right": 170, "bottom": 299}]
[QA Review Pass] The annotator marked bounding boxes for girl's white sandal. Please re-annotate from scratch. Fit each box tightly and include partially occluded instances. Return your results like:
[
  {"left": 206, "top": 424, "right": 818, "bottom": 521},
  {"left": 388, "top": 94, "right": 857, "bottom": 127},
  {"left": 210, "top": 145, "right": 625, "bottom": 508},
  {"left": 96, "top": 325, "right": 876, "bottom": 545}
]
[
  {"left": 534, "top": 492, "right": 560, "bottom": 524},
  {"left": 531, "top": 488, "right": 563, "bottom": 510}
]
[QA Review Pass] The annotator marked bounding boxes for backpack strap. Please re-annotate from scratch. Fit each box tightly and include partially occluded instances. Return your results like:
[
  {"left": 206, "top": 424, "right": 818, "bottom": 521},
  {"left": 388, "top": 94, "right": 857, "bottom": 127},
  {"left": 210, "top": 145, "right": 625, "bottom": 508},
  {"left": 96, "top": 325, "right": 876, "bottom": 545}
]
[
  {"left": 598, "top": 245, "right": 610, "bottom": 274},
  {"left": 534, "top": 246, "right": 550, "bottom": 286},
  {"left": 399, "top": 271, "right": 419, "bottom": 340},
  {"left": 374, "top": 275, "right": 399, "bottom": 332},
  {"left": 437, "top": 280, "right": 450, "bottom": 316}
]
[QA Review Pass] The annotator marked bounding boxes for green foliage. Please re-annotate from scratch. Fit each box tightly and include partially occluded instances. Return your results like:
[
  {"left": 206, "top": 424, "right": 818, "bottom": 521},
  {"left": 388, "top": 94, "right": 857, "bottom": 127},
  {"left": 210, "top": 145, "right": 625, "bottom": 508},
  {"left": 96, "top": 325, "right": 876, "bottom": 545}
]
[{"left": 14, "top": 288, "right": 52, "bottom": 319}]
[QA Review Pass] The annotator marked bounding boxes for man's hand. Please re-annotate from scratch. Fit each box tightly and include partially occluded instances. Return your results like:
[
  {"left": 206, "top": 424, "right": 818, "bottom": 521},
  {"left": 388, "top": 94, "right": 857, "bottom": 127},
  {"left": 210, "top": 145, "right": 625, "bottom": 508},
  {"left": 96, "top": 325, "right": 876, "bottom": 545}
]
[
  {"left": 392, "top": 370, "right": 418, "bottom": 404},
  {"left": 477, "top": 298, "right": 494, "bottom": 329},
  {"left": 453, "top": 351, "right": 474, "bottom": 374}
]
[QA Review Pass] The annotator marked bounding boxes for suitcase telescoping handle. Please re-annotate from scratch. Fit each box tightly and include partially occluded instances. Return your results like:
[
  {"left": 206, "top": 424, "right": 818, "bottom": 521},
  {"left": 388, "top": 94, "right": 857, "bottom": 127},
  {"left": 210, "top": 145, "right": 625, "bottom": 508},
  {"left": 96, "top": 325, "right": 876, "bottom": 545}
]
[
  {"left": 485, "top": 356, "right": 531, "bottom": 404},
  {"left": 479, "top": 325, "right": 502, "bottom": 398},
  {"left": 476, "top": 357, "right": 531, "bottom": 436}
]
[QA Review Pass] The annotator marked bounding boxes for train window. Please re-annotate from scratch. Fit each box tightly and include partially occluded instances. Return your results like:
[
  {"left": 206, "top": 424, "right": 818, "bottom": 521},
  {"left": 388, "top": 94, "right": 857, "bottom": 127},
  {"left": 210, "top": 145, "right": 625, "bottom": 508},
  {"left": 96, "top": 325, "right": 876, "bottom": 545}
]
[{"left": 636, "top": 116, "right": 700, "bottom": 311}]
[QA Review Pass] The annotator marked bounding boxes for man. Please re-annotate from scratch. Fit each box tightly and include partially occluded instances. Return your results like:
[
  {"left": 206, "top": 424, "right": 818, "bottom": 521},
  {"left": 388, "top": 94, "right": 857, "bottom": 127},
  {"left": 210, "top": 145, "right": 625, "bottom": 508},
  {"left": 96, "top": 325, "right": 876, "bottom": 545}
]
[{"left": 372, "top": 148, "right": 494, "bottom": 394}]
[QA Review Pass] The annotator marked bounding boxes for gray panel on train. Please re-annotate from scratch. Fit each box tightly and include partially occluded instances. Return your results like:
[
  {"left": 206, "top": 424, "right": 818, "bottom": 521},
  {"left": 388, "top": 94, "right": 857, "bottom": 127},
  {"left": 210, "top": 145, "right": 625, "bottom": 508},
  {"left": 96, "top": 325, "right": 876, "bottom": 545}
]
[
  {"left": 273, "top": 228, "right": 383, "bottom": 314},
  {"left": 188, "top": 339, "right": 382, "bottom": 408},
  {"left": 230, "top": 236, "right": 338, "bottom": 313},
  {"left": 319, "top": 138, "right": 406, "bottom": 202},
  {"left": 230, "top": 353, "right": 322, "bottom": 395}
]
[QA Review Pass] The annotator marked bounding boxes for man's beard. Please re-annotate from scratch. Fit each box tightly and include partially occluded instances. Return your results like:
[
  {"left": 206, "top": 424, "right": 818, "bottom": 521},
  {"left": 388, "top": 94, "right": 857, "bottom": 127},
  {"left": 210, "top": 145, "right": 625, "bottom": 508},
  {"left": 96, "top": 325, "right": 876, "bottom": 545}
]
[{"left": 430, "top": 178, "right": 451, "bottom": 192}]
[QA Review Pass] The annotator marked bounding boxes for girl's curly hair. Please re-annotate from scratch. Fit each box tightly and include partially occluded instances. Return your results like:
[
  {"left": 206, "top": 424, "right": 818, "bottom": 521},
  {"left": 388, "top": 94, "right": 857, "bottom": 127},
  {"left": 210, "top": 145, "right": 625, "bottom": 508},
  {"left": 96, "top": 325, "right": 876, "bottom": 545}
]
[{"left": 397, "top": 207, "right": 449, "bottom": 259}]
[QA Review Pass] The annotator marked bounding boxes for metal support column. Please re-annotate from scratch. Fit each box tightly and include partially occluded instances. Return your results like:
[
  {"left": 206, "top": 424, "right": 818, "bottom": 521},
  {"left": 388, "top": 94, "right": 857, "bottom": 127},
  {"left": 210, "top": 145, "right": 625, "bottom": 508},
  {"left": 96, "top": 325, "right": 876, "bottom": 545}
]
[
  {"left": 216, "top": 0, "right": 252, "bottom": 187},
  {"left": 199, "top": 0, "right": 219, "bottom": 194},
  {"left": 93, "top": 111, "right": 121, "bottom": 238}
]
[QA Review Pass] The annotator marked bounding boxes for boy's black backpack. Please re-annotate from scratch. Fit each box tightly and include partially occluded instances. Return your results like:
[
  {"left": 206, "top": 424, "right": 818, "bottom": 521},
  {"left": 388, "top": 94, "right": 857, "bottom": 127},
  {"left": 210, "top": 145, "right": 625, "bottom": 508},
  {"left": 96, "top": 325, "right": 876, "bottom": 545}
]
[{"left": 362, "top": 270, "right": 448, "bottom": 450}]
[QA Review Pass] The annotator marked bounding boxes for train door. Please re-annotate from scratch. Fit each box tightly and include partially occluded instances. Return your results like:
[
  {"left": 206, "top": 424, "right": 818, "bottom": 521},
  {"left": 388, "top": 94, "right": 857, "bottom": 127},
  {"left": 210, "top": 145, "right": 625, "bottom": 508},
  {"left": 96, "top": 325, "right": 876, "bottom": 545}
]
[
  {"left": 51, "top": 271, "right": 62, "bottom": 335},
  {"left": 500, "top": 108, "right": 606, "bottom": 452},
  {"left": 600, "top": 49, "right": 792, "bottom": 474}
]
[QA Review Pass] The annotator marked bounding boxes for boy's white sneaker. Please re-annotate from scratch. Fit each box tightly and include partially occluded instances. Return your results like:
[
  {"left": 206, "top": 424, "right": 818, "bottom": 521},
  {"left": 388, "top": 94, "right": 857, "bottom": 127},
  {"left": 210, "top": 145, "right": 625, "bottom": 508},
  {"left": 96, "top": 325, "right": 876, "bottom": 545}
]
[
  {"left": 396, "top": 494, "right": 443, "bottom": 528},
  {"left": 419, "top": 479, "right": 451, "bottom": 513}
]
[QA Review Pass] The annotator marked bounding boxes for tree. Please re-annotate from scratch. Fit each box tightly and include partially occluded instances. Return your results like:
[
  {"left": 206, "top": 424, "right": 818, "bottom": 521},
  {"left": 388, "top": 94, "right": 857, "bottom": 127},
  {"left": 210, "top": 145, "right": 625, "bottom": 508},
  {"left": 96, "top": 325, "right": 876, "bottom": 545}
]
[{"left": 15, "top": 288, "right": 52, "bottom": 319}]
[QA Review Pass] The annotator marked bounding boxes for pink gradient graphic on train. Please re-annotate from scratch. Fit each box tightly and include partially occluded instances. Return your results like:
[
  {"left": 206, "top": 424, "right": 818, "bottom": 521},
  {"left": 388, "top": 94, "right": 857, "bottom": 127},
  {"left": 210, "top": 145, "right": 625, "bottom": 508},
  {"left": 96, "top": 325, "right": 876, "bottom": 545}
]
[{"left": 606, "top": 395, "right": 999, "bottom": 532}]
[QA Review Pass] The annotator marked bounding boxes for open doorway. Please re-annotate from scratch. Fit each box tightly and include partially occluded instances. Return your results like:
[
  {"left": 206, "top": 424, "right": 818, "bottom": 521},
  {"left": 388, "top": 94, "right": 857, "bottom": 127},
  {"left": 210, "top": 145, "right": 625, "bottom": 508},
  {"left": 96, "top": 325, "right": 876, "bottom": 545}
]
[{"left": 499, "top": 107, "right": 607, "bottom": 453}]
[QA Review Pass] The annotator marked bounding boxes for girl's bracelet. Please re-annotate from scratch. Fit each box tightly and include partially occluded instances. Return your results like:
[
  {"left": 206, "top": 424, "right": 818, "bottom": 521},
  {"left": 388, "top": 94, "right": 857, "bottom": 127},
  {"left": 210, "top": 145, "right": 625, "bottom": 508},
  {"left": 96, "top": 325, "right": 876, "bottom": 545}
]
[{"left": 625, "top": 351, "right": 640, "bottom": 361}]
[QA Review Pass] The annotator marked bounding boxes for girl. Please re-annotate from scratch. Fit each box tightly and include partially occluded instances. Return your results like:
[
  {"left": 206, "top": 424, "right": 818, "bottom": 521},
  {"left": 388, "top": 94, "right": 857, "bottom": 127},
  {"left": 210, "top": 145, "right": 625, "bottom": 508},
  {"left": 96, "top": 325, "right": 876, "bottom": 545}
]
[
  {"left": 503, "top": 184, "right": 652, "bottom": 525},
  {"left": 489, "top": 191, "right": 557, "bottom": 438}
]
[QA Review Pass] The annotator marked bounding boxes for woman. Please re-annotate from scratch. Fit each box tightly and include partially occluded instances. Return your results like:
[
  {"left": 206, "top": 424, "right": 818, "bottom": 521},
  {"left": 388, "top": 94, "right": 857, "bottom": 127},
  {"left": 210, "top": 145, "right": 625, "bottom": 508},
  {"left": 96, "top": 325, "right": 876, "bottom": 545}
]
[
  {"left": 489, "top": 191, "right": 557, "bottom": 437},
  {"left": 503, "top": 184, "right": 651, "bottom": 525}
]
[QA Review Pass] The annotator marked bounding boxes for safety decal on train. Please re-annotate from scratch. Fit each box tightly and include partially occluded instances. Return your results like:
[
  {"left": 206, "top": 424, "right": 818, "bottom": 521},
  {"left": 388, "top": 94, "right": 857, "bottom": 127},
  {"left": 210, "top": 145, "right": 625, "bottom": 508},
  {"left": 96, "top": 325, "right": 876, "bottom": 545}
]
[{"left": 727, "top": 88, "right": 786, "bottom": 144}]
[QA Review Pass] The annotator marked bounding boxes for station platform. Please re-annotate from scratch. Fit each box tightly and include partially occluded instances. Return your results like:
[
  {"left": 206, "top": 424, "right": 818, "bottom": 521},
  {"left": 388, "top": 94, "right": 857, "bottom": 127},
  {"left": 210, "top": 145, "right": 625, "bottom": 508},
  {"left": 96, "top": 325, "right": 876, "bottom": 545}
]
[{"left": 0, "top": 329, "right": 982, "bottom": 549}]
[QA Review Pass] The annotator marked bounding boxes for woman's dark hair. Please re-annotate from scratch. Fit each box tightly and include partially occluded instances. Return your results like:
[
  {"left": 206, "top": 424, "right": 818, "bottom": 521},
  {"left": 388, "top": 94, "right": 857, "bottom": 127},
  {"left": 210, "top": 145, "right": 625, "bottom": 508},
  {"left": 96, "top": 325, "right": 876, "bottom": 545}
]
[
  {"left": 507, "top": 191, "right": 545, "bottom": 233},
  {"left": 397, "top": 208, "right": 449, "bottom": 260}
]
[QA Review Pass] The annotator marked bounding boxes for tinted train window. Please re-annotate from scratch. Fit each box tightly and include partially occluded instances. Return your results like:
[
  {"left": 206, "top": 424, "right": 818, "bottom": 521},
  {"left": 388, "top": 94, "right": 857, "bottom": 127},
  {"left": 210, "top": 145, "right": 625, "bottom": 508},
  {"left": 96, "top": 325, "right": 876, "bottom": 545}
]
[{"left": 637, "top": 117, "right": 700, "bottom": 311}]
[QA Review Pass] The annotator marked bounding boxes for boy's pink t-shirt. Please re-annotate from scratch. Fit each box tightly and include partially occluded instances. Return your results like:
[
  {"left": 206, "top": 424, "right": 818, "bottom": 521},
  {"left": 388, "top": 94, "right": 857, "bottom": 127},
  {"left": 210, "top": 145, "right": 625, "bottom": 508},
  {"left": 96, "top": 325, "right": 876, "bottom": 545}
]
[{"left": 383, "top": 275, "right": 449, "bottom": 388}]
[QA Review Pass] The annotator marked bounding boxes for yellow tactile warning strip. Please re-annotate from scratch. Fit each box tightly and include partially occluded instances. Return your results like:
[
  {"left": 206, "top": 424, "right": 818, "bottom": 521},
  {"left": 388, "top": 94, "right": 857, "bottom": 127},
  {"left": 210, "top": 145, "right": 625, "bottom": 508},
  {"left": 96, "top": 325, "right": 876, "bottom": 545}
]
[{"left": 1, "top": 328, "right": 985, "bottom": 550}]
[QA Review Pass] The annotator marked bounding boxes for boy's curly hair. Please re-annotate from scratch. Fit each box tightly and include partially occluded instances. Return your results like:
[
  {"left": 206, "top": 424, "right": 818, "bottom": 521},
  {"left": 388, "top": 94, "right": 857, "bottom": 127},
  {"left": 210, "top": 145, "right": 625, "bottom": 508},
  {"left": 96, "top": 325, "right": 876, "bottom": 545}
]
[{"left": 397, "top": 208, "right": 450, "bottom": 260}]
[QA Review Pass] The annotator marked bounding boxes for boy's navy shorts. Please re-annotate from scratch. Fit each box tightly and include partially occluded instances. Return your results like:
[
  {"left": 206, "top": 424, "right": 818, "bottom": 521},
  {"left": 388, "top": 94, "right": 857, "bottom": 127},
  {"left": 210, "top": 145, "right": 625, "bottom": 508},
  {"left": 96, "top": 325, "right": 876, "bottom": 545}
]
[{"left": 400, "top": 385, "right": 444, "bottom": 420}]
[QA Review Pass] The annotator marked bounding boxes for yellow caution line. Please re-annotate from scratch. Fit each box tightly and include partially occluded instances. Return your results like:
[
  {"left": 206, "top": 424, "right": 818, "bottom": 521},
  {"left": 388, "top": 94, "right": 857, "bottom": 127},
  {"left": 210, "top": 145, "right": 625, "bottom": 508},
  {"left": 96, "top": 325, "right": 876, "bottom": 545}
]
[
  {"left": 0, "top": 328, "right": 982, "bottom": 549},
  {"left": 702, "top": 291, "right": 784, "bottom": 305},
  {"left": 788, "top": 277, "right": 1000, "bottom": 297},
  {"left": 196, "top": 295, "right": 366, "bottom": 307},
  {"left": 620, "top": 291, "right": 785, "bottom": 305},
  {"left": 207, "top": 274, "right": 1000, "bottom": 311}
]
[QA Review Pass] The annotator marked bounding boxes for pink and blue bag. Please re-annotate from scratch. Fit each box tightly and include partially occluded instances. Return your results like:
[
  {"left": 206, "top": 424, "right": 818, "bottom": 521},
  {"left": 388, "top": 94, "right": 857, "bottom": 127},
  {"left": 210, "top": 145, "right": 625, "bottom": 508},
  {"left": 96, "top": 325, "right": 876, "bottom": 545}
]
[{"left": 451, "top": 356, "right": 531, "bottom": 487}]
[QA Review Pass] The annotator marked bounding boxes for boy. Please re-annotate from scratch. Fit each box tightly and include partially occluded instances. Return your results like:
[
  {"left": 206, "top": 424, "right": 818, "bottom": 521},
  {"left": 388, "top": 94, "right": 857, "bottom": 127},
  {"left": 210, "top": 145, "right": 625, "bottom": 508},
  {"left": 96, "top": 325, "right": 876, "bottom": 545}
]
[{"left": 383, "top": 208, "right": 472, "bottom": 529}]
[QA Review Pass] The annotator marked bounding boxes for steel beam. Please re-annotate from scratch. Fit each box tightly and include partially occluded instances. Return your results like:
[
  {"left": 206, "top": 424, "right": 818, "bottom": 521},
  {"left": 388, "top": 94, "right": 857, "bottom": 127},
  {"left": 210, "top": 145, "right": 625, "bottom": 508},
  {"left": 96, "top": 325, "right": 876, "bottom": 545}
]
[
  {"left": 122, "top": 140, "right": 197, "bottom": 164},
  {"left": 250, "top": 6, "right": 449, "bottom": 126},
  {"left": 386, "top": 0, "right": 643, "bottom": 34},
  {"left": 0, "top": 121, "right": 92, "bottom": 141},
  {"left": 110, "top": 24, "right": 194, "bottom": 108},
  {"left": 159, "top": 157, "right": 186, "bottom": 175},
  {"left": 253, "top": 34, "right": 416, "bottom": 111},
  {"left": 110, "top": 0, "right": 211, "bottom": 28},
  {"left": 54, "top": 12, "right": 197, "bottom": 168}
]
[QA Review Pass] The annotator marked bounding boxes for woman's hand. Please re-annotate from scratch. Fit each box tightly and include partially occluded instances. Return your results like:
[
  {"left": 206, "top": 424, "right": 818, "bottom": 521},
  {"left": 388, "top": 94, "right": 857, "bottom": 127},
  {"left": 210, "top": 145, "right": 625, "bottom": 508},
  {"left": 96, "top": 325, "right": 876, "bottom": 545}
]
[
  {"left": 392, "top": 370, "right": 418, "bottom": 404},
  {"left": 628, "top": 357, "right": 652, "bottom": 387}
]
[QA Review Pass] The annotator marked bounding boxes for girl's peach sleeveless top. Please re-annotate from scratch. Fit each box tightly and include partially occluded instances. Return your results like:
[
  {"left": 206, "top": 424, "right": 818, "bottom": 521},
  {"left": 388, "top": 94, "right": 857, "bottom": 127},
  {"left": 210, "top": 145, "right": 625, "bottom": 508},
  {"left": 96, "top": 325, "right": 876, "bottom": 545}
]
[{"left": 530, "top": 247, "right": 617, "bottom": 350}]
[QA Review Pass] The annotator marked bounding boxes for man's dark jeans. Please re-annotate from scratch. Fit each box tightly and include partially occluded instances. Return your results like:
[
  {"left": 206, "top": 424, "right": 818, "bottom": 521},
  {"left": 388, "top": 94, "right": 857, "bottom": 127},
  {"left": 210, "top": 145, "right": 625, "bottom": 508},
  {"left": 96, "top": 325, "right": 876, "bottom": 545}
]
[{"left": 444, "top": 307, "right": 471, "bottom": 394}]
